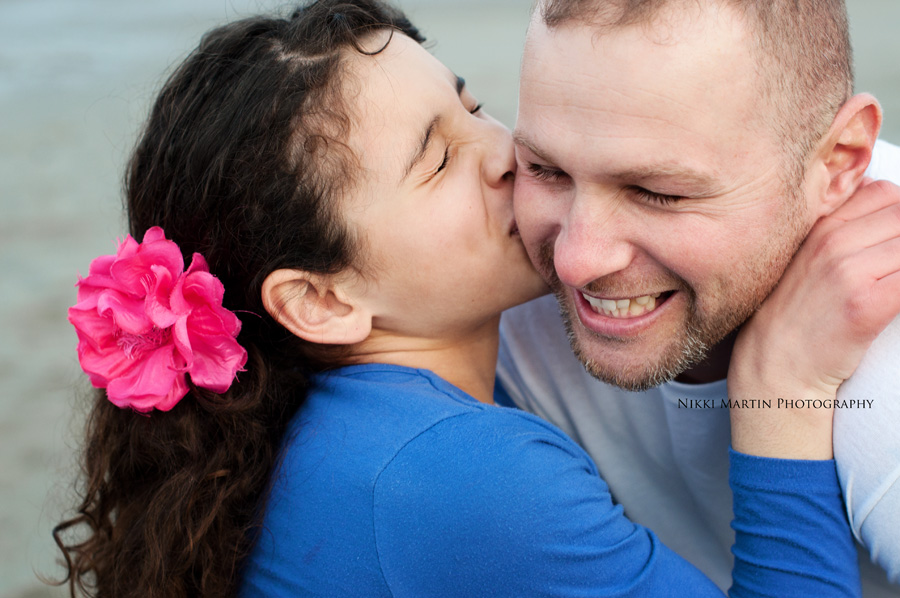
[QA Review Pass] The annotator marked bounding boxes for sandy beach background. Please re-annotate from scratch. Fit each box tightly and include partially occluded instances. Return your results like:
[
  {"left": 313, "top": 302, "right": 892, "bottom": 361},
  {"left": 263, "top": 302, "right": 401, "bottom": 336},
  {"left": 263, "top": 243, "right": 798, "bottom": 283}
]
[{"left": 1, "top": 1, "right": 897, "bottom": 596}]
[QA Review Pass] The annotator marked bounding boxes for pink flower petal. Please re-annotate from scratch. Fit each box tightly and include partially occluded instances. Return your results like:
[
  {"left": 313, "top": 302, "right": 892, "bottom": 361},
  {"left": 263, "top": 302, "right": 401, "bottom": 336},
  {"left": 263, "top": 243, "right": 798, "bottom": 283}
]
[
  {"left": 144, "top": 265, "right": 178, "bottom": 328},
  {"left": 72, "top": 284, "right": 103, "bottom": 311},
  {"left": 70, "top": 227, "right": 246, "bottom": 411},
  {"left": 141, "top": 226, "right": 166, "bottom": 245},
  {"left": 70, "top": 316, "right": 136, "bottom": 386},
  {"left": 77, "top": 254, "right": 130, "bottom": 297},
  {"left": 185, "top": 253, "right": 210, "bottom": 275},
  {"left": 138, "top": 236, "right": 184, "bottom": 276},
  {"left": 110, "top": 236, "right": 184, "bottom": 293},
  {"left": 106, "top": 345, "right": 185, "bottom": 411},
  {"left": 87, "top": 253, "right": 116, "bottom": 277},
  {"left": 114, "top": 372, "right": 189, "bottom": 413},
  {"left": 169, "top": 271, "right": 190, "bottom": 314},
  {"left": 188, "top": 336, "right": 247, "bottom": 392},
  {"left": 115, "top": 235, "right": 141, "bottom": 260},
  {"left": 182, "top": 267, "right": 224, "bottom": 306},
  {"left": 215, "top": 304, "right": 242, "bottom": 337},
  {"left": 97, "top": 289, "right": 152, "bottom": 335},
  {"left": 171, "top": 315, "right": 194, "bottom": 370},
  {"left": 68, "top": 303, "right": 115, "bottom": 348},
  {"left": 150, "top": 374, "right": 190, "bottom": 412},
  {"left": 185, "top": 307, "right": 246, "bottom": 391},
  {"left": 78, "top": 343, "right": 137, "bottom": 389},
  {"left": 180, "top": 269, "right": 240, "bottom": 334}
]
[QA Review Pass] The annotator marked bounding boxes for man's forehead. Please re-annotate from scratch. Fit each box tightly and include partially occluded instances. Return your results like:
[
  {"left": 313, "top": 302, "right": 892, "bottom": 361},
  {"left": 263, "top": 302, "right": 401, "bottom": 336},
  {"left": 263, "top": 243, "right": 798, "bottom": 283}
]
[
  {"left": 523, "top": 0, "right": 753, "bottom": 65},
  {"left": 514, "top": 9, "right": 779, "bottom": 195},
  {"left": 518, "top": 4, "right": 765, "bottom": 137},
  {"left": 528, "top": 0, "right": 743, "bottom": 36}
]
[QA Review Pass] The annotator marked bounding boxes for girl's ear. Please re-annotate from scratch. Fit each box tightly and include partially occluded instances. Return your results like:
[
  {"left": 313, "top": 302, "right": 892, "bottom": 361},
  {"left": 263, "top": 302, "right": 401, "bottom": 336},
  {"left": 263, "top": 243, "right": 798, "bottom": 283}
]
[{"left": 261, "top": 269, "right": 372, "bottom": 345}]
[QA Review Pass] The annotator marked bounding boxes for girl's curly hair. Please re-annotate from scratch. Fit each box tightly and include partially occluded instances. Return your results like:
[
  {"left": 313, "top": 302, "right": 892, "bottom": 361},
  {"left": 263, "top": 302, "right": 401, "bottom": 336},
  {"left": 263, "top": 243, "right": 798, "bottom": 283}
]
[{"left": 53, "top": 2, "right": 423, "bottom": 595}]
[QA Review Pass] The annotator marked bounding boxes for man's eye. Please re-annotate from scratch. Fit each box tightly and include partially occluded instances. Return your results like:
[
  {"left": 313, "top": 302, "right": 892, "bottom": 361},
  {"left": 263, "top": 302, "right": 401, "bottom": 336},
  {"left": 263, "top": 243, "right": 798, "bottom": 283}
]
[
  {"left": 631, "top": 187, "right": 682, "bottom": 205},
  {"left": 527, "top": 163, "right": 566, "bottom": 182}
]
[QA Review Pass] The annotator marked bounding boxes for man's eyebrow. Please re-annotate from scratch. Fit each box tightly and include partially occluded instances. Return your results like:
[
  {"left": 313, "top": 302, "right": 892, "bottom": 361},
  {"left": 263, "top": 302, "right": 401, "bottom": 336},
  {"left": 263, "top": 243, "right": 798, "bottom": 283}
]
[
  {"left": 403, "top": 115, "right": 441, "bottom": 182},
  {"left": 512, "top": 132, "right": 553, "bottom": 164},
  {"left": 608, "top": 166, "right": 719, "bottom": 192},
  {"left": 513, "top": 132, "right": 717, "bottom": 192}
]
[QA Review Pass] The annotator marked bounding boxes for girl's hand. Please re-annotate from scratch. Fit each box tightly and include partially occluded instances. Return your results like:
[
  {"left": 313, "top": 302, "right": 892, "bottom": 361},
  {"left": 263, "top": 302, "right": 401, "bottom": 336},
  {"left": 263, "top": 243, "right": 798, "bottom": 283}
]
[{"left": 730, "top": 180, "right": 900, "bottom": 459}]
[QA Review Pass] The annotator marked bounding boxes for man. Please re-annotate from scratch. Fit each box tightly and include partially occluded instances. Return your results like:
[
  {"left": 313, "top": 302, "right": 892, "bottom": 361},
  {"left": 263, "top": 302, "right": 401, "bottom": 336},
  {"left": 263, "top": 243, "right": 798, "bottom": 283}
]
[{"left": 500, "top": 0, "right": 900, "bottom": 595}]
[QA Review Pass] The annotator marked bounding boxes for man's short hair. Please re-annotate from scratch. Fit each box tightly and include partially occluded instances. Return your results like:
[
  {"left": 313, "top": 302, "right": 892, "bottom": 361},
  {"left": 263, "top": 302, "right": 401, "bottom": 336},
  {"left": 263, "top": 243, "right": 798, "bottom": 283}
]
[{"left": 538, "top": 0, "right": 854, "bottom": 185}]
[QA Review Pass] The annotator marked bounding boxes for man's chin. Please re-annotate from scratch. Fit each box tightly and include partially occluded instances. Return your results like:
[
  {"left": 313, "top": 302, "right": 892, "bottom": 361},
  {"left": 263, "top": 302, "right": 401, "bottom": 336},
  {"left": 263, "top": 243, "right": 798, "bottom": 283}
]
[
  {"left": 560, "top": 310, "right": 712, "bottom": 391},
  {"left": 572, "top": 340, "right": 706, "bottom": 392}
]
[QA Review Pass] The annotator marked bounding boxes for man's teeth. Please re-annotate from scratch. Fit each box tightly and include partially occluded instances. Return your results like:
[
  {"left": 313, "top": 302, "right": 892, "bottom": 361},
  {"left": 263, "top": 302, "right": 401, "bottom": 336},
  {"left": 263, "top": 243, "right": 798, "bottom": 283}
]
[{"left": 582, "top": 293, "right": 662, "bottom": 318}]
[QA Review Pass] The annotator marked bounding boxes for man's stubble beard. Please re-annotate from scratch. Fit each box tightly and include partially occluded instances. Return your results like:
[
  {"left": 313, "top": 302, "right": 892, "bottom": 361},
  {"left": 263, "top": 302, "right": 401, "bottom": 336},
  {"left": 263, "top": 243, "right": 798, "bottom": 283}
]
[{"left": 537, "top": 189, "right": 810, "bottom": 392}]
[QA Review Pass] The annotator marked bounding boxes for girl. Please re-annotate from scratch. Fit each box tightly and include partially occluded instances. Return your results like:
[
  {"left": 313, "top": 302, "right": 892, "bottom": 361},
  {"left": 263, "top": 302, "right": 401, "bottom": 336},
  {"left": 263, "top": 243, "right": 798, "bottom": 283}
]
[{"left": 57, "top": 1, "right": 899, "bottom": 596}]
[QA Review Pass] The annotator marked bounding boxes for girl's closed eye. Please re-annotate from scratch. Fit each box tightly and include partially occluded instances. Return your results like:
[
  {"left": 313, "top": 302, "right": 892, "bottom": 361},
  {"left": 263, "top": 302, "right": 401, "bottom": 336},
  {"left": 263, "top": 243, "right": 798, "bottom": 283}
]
[
  {"left": 431, "top": 93, "right": 481, "bottom": 179},
  {"left": 434, "top": 147, "right": 450, "bottom": 175}
]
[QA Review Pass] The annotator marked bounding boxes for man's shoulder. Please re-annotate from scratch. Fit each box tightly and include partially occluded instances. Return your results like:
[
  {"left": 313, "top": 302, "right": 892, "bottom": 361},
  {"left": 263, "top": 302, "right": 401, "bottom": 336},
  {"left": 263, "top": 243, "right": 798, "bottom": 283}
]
[
  {"left": 498, "top": 296, "right": 624, "bottom": 406},
  {"left": 500, "top": 295, "right": 567, "bottom": 348},
  {"left": 839, "top": 314, "right": 900, "bottom": 395}
]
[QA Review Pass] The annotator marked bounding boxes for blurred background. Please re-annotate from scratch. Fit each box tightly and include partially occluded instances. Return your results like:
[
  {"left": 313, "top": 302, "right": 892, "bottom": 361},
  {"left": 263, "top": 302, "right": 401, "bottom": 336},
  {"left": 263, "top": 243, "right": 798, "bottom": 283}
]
[{"left": 1, "top": 1, "right": 897, "bottom": 596}]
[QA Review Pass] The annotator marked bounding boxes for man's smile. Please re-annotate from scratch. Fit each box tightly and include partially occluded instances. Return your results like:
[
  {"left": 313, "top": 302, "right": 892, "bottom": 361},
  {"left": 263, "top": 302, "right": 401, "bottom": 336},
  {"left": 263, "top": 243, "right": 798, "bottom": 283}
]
[{"left": 580, "top": 291, "right": 670, "bottom": 319}]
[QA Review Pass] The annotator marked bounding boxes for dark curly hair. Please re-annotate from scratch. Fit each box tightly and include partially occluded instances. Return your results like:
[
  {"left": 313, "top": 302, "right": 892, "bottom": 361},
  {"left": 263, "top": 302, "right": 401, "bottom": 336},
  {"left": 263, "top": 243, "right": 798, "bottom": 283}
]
[{"left": 52, "top": 1, "right": 423, "bottom": 596}]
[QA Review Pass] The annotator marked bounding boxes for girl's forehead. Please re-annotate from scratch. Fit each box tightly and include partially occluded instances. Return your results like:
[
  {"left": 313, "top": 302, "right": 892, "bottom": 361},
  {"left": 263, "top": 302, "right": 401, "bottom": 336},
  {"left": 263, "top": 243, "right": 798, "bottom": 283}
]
[{"left": 343, "top": 34, "right": 456, "bottom": 180}]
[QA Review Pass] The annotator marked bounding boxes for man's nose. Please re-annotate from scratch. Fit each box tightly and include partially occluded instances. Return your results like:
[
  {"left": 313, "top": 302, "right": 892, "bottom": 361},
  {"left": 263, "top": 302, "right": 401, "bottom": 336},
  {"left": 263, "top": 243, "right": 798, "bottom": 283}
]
[{"left": 553, "top": 193, "right": 636, "bottom": 289}]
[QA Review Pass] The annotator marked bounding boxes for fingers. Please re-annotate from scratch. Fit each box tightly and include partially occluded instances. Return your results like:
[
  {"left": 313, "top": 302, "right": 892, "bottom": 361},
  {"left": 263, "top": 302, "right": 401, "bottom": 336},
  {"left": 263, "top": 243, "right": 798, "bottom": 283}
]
[
  {"left": 751, "top": 180, "right": 900, "bottom": 398},
  {"left": 798, "top": 191, "right": 900, "bottom": 298},
  {"left": 874, "top": 269, "right": 900, "bottom": 308},
  {"left": 869, "top": 265, "right": 900, "bottom": 326},
  {"left": 812, "top": 236, "right": 900, "bottom": 344},
  {"left": 866, "top": 236, "right": 900, "bottom": 281},
  {"left": 827, "top": 179, "right": 900, "bottom": 223},
  {"left": 730, "top": 181, "right": 900, "bottom": 463},
  {"left": 811, "top": 199, "right": 900, "bottom": 255}
]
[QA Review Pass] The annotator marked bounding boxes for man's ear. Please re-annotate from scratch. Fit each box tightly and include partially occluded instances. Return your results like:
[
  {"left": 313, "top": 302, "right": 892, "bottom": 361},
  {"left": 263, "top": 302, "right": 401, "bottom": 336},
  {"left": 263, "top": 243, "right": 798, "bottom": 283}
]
[
  {"left": 807, "top": 93, "right": 882, "bottom": 219},
  {"left": 261, "top": 269, "right": 372, "bottom": 345}
]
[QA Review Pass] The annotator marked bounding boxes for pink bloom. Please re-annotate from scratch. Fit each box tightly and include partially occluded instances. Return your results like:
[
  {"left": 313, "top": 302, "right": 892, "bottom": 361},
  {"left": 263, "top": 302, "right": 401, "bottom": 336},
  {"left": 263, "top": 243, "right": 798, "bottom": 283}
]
[{"left": 68, "top": 227, "right": 247, "bottom": 412}]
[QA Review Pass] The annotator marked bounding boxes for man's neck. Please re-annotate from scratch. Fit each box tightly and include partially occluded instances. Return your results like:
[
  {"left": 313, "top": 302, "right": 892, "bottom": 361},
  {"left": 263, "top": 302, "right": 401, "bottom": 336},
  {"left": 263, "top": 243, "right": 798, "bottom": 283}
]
[{"left": 674, "top": 331, "right": 738, "bottom": 385}]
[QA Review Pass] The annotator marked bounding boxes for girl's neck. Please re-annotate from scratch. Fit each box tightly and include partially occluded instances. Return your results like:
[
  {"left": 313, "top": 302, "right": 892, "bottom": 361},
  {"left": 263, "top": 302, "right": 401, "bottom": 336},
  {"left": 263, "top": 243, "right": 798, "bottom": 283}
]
[{"left": 348, "top": 316, "right": 502, "bottom": 404}]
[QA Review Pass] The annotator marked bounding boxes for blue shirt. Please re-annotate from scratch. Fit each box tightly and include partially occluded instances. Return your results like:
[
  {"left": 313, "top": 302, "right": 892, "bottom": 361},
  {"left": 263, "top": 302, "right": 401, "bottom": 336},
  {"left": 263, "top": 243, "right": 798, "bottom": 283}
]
[{"left": 240, "top": 364, "right": 859, "bottom": 597}]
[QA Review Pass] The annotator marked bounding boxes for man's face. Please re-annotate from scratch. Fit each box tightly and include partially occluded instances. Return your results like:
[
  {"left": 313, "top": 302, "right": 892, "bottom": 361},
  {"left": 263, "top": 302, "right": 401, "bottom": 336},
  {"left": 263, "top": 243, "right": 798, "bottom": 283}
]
[{"left": 514, "top": 7, "right": 813, "bottom": 390}]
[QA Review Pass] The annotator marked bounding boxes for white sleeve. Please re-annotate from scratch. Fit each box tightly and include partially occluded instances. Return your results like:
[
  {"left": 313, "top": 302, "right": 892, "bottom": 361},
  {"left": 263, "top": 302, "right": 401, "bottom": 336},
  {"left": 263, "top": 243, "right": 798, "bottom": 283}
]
[
  {"left": 831, "top": 138, "right": 900, "bottom": 584},
  {"left": 834, "top": 313, "right": 900, "bottom": 584}
]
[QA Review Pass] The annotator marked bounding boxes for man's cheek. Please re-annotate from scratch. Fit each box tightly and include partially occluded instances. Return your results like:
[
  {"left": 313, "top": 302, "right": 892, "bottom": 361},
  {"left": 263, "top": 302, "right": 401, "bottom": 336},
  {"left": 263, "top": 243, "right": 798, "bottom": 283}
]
[{"left": 513, "top": 178, "right": 559, "bottom": 252}]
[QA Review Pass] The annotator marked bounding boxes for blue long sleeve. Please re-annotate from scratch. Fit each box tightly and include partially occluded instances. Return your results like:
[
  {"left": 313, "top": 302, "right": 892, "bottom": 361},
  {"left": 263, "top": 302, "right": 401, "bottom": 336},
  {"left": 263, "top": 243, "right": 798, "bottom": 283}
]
[
  {"left": 374, "top": 414, "right": 859, "bottom": 597},
  {"left": 729, "top": 449, "right": 861, "bottom": 597},
  {"left": 240, "top": 365, "right": 860, "bottom": 597}
]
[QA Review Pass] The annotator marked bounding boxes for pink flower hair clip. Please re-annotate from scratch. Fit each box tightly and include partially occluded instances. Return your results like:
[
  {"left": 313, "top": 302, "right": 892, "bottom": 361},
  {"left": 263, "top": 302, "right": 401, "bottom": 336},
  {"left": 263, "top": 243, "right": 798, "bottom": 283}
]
[{"left": 68, "top": 227, "right": 248, "bottom": 412}]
